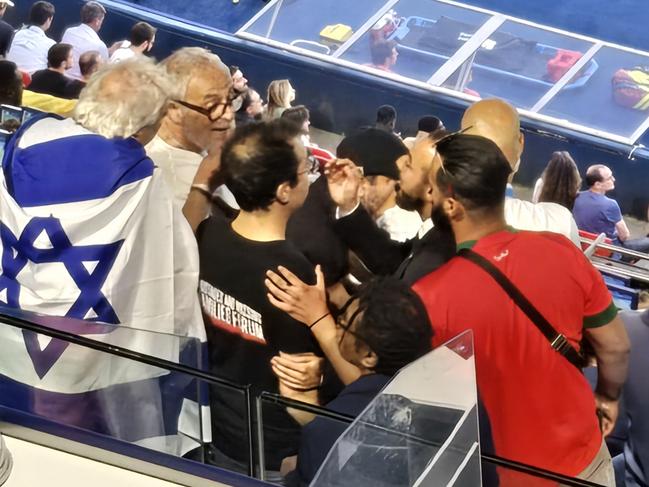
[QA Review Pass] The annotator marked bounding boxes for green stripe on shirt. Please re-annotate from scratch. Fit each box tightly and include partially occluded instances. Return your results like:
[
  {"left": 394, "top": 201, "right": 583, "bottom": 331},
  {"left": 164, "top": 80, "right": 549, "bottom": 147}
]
[{"left": 583, "top": 302, "right": 618, "bottom": 328}]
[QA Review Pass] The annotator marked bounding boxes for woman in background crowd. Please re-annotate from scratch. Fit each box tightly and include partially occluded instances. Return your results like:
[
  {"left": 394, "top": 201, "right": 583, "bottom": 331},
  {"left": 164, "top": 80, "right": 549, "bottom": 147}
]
[
  {"left": 532, "top": 151, "right": 582, "bottom": 211},
  {"left": 265, "top": 79, "right": 295, "bottom": 120}
]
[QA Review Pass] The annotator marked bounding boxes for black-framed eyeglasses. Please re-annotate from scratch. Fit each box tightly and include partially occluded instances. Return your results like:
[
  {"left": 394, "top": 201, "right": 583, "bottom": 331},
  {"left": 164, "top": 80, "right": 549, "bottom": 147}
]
[
  {"left": 335, "top": 298, "right": 366, "bottom": 345},
  {"left": 173, "top": 94, "right": 238, "bottom": 122}
]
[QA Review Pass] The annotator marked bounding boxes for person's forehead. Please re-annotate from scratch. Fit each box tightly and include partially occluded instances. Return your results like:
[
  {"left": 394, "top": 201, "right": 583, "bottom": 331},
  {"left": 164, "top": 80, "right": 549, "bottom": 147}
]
[
  {"left": 412, "top": 138, "right": 437, "bottom": 169},
  {"left": 187, "top": 65, "right": 232, "bottom": 99},
  {"left": 429, "top": 153, "right": 442, "bottom": 184}
]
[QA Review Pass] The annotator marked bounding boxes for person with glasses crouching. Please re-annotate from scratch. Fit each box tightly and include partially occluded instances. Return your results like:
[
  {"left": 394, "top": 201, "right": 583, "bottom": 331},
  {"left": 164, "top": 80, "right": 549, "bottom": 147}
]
[{"left": 265, "top": 272, "right": 432, "bottom": 485}]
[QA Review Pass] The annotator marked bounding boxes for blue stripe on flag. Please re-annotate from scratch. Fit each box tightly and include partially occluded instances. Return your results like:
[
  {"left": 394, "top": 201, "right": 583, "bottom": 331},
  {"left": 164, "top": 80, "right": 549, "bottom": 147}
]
[{"left": 3, "top": 116, "right": 154, "bottom": 207}]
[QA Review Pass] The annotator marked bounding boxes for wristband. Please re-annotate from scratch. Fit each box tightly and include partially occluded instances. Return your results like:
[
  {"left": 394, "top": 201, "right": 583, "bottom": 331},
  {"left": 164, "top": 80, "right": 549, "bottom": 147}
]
[{"left": 309, "top": 312, "right": 330, "bottom": 330}]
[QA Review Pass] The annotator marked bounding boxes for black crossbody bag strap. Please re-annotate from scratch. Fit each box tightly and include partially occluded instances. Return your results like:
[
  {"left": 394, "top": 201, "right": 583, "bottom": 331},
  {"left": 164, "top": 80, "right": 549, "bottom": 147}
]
[{"left": 458, "top": 248, "right": 585, "bottom": 370}]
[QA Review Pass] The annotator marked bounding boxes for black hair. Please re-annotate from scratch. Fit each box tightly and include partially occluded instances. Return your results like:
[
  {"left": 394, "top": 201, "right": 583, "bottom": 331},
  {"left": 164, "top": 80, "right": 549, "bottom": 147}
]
[
  {"left": 47, "top": 43, "right": 72, "bottom": 68},
  {"left": 418, "top": 116, "right": 443, "bottom": 133},
  {"left": 376, "top": 104, "right": 396, "bottom": 125},
  {"left": 29, "top": 1, "right": 55, "bottom": 26},
  {"left": 584, "top": 164, "right": 607, "bottom": 188},
  {"left": 130, "top": 21, "right": 156, "bottom": 46},
  {"left": 435, "top": 133, "right": 512, "bottom": 212},
  {"left": 281, "top": 105, "right": 309, "bottom": 129},
  {"left": 221, "top": 119, "right": 303, "bottom": 212},
  {"left": 229, "top": 65, "right": 240, "bottom": 76},
  {"left": 538, "top": 151, "right": 582, "bottom": 211},
  {"left": 349, "top": 277, "right": 432, "bottom": 376},
  {"left": 80, "top": 1, "right": 105, "bottom": 24},
  {"left": 0, "top": 60, "right": 22, "bottom": 106},
  {"left": 79, "top": 50, "right": 101, "bottom": 78},
  {"left": 370, "top": 40, "right": 396, "bottom": 66},
  {"left": 238, "top": 87, "right": 258, "bottom": 113}
]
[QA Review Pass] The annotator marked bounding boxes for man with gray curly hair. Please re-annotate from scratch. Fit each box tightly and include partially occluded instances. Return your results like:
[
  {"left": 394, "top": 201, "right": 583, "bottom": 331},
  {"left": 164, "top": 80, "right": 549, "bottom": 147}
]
[
  {"left": 74, "top": 57, "right": 171, "bottom": 142},
  {"left": 146, "top": 46, "right": 236, "bottom": 210}
]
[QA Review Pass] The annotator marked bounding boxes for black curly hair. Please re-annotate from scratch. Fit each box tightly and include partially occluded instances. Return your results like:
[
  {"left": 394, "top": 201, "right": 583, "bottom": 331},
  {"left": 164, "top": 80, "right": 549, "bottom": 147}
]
[{"left": 342, "top": 277, "right": 433, "bottom": 376}]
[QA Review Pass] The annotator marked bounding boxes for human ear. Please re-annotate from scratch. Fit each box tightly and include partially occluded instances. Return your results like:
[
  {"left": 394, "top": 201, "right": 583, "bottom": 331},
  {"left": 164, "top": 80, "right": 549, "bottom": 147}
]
[
  {"left": 275, "top": 181, "right": 292, "bottom": 205},
  {"left": 360, "top": 349, "right": 378, "bottom": 370},
  {"left": 444, "top": 197, "right": 463, "bottom": 221},
  {"left": 165, "top": 102, "right": 183, "bottom": 125}
]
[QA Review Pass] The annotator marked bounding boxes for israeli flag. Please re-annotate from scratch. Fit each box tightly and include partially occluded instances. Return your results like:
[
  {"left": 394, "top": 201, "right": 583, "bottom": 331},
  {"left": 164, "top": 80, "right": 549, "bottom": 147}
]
[{"left": 0, "top": 115, "right": 209, "bottom": 456}]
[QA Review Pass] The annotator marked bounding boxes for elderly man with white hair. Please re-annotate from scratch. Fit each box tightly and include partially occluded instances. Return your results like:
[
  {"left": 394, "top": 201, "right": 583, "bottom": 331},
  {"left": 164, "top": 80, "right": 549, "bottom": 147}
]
[
  {"left": 146, "top": 47, "right": 237, "bottom": 212},
  {"left": 0, "top": 59, "right": 205, "bottom": 454}
]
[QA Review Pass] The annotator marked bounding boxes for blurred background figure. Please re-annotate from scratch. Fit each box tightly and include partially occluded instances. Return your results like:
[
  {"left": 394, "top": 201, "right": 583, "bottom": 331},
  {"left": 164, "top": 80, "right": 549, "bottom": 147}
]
[
  {"left": 61, "top": 0, "right": 108, "bottom": 80},
  {"left": 0, "top": 0, "right": 15, "bottom": 59},
  {"left": 403, "top": 115, "right": 445, "bottom": 150},
  {"left": 532, "top": 151, "right": 582, "bottom": 211},
  {"left": 265, "top": 78, "right": 295, "bottom": 120},
  {"left": 369, "top": 39, "right": 398, "bottom": 72},
  {"left": 235, "top": 87, "right": 264, "bottom": 126},
  {"left": 374, "top": 104, "right": 397, "bottom": 134}
]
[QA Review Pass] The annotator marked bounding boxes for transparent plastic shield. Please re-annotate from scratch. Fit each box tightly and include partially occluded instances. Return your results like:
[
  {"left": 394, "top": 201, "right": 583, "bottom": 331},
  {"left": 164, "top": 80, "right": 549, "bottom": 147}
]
[{"left": 311, "top": 330, "right": 480, "bottom": 487}]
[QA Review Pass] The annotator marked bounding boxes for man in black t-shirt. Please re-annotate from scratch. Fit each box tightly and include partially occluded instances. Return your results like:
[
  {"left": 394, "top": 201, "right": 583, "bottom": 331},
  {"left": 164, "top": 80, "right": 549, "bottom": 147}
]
[
  {"left": 29, "top": 43, "right": 85, "bottom": 100},
  {"left": 196, "top": 119, "right": 318, "bottom": 475}
]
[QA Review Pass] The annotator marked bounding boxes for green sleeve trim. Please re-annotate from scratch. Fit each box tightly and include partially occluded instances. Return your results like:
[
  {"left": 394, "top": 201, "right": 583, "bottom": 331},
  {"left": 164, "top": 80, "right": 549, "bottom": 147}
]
[
  {"left": 456, "top": 240, "right": 477, "bottom": 251},
  {"left": 583, "top": 302, "right": 618, "bottom": 329}
]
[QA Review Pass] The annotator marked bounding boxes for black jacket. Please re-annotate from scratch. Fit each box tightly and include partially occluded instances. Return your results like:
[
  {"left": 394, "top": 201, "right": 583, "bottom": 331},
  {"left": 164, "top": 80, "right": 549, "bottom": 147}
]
[{"left": 333, "top": 205, "right": 456, "bottom": 284}]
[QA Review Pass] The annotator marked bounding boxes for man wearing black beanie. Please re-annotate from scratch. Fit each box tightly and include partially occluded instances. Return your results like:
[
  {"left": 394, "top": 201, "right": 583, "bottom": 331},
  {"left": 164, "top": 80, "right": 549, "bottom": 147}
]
[
  {"left": 337, "top": 128, "right": 421, "bottom": 242},
  {"left": 286, "top": 127, "right": 453, "bottom": 289}
]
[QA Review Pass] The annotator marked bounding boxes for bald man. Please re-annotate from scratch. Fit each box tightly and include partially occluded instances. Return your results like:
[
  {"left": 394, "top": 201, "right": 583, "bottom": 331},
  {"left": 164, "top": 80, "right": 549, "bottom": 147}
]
[{"left": 462, "top": 99, "right": 580, "bottom": 246}]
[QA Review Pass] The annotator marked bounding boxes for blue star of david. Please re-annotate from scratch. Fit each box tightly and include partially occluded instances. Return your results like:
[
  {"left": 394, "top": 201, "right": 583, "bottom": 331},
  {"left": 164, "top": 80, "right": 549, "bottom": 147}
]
[{"left": 0, "top": 217, "right": 123, "bottom": 378}]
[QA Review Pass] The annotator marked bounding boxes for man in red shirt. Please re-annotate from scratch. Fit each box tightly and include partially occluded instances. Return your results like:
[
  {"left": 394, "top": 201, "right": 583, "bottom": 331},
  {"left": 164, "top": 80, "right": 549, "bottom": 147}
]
[{"left": 411, "top": 133, "right": 629, "bottom": 485}]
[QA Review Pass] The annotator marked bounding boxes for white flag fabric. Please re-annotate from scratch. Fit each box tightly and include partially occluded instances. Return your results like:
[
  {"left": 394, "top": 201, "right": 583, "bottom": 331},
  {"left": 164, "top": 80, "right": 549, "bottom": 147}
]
[{"left": 0, "top": 115, "right": 209, "bottom": 455}]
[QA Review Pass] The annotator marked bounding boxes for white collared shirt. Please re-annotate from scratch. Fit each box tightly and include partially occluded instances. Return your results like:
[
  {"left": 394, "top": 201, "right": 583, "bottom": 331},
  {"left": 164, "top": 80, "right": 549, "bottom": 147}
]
[
  {"left": 7, "top": 25, "right": 56, "bottom": 74},
  {"left": 61, "top": 23, "right": 109, "bottom": 80},
  {"left": 376, "top": 205, "right": 422, "bottom": 242}
]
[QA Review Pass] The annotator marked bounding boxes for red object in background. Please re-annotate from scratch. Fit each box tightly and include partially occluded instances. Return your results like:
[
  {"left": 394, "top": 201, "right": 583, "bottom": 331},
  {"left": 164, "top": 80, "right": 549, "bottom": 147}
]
[
  {"left": 306, "top": 145, "right": 335, "bottom": 172},
  {"left": 578, "top": 229, "right": 614, "bottom": 258},
  {"left": 547, "top": 49, "right": 583, "bottom": 82},
  {"left": 20, "top": 70, "right": 31, "bottom": 88}
]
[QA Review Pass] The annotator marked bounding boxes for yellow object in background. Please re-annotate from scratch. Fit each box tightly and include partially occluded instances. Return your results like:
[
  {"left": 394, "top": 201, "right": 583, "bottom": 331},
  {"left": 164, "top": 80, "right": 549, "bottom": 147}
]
[{"left": 320, "top": 24, "right": 353, "bottom": 44}]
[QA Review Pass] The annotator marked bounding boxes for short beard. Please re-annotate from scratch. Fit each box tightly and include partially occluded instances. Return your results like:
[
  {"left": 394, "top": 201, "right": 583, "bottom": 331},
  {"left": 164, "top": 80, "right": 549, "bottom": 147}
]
[
  {"left": 431, "top": 202, "right": 453, "bottom": 234},
  {"left": 395, "top": 188, "right": 424, "bottom": 214}
]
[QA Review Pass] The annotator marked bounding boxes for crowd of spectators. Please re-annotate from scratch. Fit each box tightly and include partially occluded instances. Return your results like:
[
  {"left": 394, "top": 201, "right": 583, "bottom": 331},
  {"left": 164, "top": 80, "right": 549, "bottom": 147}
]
[{"left": 1, "top": 2, "right": 648, "bottom": 487}]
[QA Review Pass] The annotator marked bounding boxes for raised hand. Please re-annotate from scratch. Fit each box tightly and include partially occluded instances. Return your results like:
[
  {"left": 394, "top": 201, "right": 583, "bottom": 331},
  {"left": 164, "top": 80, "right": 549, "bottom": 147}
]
[{"left": 324, "top": 158, "right": 363, "bottom": 214}]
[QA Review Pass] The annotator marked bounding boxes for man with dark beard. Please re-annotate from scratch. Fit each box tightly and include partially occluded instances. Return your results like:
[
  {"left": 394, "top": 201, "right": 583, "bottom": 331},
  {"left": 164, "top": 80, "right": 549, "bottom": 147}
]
[{"left": 326, "top": 131, "right": 456, "bottom": 284}]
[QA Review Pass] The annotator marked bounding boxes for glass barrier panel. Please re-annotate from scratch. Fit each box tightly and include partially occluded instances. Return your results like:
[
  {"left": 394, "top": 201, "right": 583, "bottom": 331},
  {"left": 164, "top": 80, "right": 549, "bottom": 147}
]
[
  {"left": 0, "top": 305, "right": 204, "bottom": 369},
  {"left": 339, "top": 0, "right": 491, "bottom": 83},
  {"left": 0, "top": 317, "right": 249, "bottom": 466},
  {"left": 241, "top": 0, "right": 387, "bottom": 55},
  {"left": 540, "top": 46, "right": 649, "bottom": 140},
  {"left": 302, "top": 330, "right": 481, "bottom": 486},
  {"left": 440, "top": 20, "right": 595, "bottom": 108}
]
